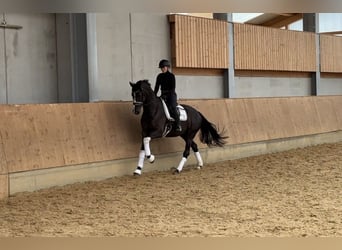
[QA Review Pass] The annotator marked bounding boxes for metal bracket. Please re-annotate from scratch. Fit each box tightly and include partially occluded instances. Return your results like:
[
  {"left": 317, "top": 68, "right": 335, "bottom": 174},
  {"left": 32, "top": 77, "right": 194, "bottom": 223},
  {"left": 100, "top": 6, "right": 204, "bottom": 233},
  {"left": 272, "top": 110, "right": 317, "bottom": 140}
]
[{"left": 0, "top": 21, "right": 22, "bottom": 30}]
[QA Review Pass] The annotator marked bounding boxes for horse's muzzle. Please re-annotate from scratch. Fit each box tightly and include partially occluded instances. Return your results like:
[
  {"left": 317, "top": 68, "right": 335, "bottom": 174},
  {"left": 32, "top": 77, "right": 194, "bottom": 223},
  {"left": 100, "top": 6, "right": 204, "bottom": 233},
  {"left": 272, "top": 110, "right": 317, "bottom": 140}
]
[
  {"left": 132, "top": 106, "right": 139, "bottom": 115},
  {"left": 133, "top": 109, "right": 140, "bottom": 115},
  {"left": 132, "top": 102, "right": 142, "bottom": 115}
]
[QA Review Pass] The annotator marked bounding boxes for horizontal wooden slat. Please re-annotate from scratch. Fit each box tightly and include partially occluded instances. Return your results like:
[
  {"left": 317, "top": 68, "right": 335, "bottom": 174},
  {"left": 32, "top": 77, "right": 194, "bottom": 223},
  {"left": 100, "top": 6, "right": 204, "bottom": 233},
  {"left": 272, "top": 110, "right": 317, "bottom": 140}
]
[
  {"left": 172, "top": 68, "right": 224, "bottom": 76},
  {"left": 235, "top": 70, "right": 311, "bottom": 78},
  {"left": 321, "top": 72, "right": 342, "bottom": 78}
]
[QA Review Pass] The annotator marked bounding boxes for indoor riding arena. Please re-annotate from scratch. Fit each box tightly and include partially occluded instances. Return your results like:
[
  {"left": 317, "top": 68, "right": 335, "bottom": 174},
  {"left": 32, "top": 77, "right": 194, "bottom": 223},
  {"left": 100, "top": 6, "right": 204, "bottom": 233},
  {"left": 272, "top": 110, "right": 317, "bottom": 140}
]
[{"left": 0, "top": 13, "right": 341, "bottom": 237}]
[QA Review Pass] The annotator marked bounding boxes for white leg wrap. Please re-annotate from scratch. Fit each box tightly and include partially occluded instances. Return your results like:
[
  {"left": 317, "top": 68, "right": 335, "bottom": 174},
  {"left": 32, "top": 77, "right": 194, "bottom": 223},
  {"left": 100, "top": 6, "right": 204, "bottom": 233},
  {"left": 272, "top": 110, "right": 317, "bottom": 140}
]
[
  {"left": 195, "top": 151, "right": 203, "bottom": 168},
  {"left": 134, "top": 168, "right": 142, "bottom": 175},
  {"left": 138, "top": 150, "right": 145, "bottom": 168},
  {"left": 143, "top": 137, "right": 155, "bottom": 163},
  {"left": 177, "top": 157, "right": 187, "bottom": 172},
  {"left": 148, "top": 154, "right": 155, "bottom": 163},
  {"left": 143, "top": 137, "right": 152, "bottom": 156}
]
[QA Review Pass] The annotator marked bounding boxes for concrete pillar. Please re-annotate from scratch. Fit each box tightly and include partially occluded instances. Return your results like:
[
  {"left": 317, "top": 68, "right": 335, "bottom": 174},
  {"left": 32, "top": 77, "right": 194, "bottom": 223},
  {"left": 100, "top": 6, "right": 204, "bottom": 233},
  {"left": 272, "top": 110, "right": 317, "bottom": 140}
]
[
  {"left": 303, "top": 13, "right": 320, "bottom": 96},
  {"left": 56, "top": 14, "right": 72, "bottom": 102},
  {"left": 70, "top": 14, "right": 89, "bottom": 102},
  {"left": 213, "top": 13, "right": 235, "bottom": 98},
  {"left": 56, "top": 14, "right": 89, "bottom": 103},
  {"left": 0, "top": 15, "right": 7, "bottom": 104},
  {"left": 86, "top": 13, "right": 99, "bottom": 102}
]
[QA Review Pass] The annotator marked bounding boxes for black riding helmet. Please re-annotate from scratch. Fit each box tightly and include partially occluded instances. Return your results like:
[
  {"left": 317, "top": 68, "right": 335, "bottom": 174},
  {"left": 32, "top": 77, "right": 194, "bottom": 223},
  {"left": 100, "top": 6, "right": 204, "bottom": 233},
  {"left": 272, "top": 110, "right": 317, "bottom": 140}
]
[{"left": 158, "top": 59, "right": 171, "bottom": 68}]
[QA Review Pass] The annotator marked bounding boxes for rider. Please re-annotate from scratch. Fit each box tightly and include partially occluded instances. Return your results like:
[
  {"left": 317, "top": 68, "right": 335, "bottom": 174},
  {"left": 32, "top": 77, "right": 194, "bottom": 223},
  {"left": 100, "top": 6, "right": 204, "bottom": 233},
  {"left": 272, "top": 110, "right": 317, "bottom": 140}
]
[{"left": 154, "top": 59, "right": 182, "bottom": 132}]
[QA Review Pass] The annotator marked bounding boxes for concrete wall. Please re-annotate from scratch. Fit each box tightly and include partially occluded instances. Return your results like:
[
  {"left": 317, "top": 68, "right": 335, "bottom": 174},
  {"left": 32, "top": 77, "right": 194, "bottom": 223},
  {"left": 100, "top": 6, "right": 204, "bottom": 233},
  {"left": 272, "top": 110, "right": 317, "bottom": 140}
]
[
  {"left": 94, "top": 12, "right": 225, "bottom": 101},
  {"left": 83, "top": 13, "right": 342, "bottom": 101},
  {"left": 0, "top": 13, "right": 341, "bottom": 104},
  {"left": 320, "top": 78, "right": 342, "bottom": 95},
  {"left": 176, "top": 75, "right": 313, "bottom": 99},
  {"left": 130, "top": 13, "right": 171, "bottom": 82},
  {"left": 0, "top": 13, "right": 90, "bottom": 104},
  {"left": 177, "top": 75, "right": 225, "bottom": 99},
  {"left": 93, "top": 13, "right": 131, "bottom": 101},
  {"left": 3, "top": 14, "right": 58, "bottom": 104},
  {"left": 93, "top": 13, "right": 171, "bottom": 101},
  {"left": 234, "top": 76, "right": 312, "bottom": 98}
]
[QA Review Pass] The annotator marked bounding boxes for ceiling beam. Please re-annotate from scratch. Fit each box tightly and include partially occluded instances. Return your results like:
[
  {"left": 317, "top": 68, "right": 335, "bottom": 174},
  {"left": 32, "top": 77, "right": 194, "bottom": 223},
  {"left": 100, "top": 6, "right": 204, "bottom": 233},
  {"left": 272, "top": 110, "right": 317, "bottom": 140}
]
[
  {"left": 277, "top": 13, "right": 294, "bottom": 17},
  {"left": 319, "top": 30, "right": 342, "bottom": 35},
  {"left": 261, "top": 13, "right": 303, "bottom": 28}
]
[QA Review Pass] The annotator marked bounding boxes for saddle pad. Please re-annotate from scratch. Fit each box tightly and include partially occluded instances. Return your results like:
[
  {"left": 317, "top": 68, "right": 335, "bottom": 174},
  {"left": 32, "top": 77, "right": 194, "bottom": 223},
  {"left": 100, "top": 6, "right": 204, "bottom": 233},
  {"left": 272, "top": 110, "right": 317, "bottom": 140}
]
[{"left": 177, "top": 105, "right": 187, "bottom": 121}]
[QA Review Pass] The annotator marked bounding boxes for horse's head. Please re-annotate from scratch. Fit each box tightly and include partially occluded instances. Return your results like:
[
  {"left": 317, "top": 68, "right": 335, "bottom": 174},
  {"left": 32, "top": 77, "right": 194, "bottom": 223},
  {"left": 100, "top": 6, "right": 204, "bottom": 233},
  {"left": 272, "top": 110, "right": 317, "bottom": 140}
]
[{"left": 129, "top": 80, "right": 152, "bottom": 115}]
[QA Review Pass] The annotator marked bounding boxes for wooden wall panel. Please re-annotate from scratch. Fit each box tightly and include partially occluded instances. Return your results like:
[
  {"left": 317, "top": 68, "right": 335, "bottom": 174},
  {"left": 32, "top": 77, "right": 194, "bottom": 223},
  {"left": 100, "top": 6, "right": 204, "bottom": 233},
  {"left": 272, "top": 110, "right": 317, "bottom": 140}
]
[
  {"left": 320, "top": 35, "right": 342, "bottom": 72},
  {"left": 0, "top": 103, "right": 141, "bottom": 173},
  {"left": 234, "top": 23, "right": 316, "bottom": 72},
  {"left": 314, "top": 96, "right": 342, "bottom": 132},
  {"left": 0, "top": 174, "right": 8, "bottom": 199},
  {"left": 0, "top": 131, "right": 6, "bottom": 174},
  {"left": 0, "top": 96, "right": 341, "bottom": 174},
  {"left": 169, "top": 14, "right": 228, "bottom": 69}
]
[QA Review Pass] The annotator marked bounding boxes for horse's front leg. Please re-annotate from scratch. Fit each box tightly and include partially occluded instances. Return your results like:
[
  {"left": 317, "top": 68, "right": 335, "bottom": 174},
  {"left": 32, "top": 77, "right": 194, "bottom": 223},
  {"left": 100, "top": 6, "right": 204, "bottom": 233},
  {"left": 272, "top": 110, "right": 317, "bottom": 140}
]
[
  {"left": 143, "top": 136, "right": 155, "bottom": 163},
  {"left": 133, "top": 143, "right": 145, "bottom": 176},
  {"left": 133, "top": 137, "right": 155, "bottom": 176}
]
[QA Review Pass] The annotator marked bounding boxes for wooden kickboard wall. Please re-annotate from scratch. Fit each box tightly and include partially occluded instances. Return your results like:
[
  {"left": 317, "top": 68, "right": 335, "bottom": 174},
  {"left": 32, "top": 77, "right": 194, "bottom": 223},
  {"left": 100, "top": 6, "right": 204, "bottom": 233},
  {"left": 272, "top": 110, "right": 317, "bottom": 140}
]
[{"left": 0, "top": 96, "right": 341, "bottom": 175}]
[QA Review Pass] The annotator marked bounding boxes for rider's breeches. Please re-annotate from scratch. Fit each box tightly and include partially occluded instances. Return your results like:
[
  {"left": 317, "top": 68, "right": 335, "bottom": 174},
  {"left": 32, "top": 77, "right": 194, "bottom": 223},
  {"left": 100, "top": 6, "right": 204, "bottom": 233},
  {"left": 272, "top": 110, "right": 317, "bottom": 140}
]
[{"left": 162, "top": 93, "right": 179, "bottom": 122}]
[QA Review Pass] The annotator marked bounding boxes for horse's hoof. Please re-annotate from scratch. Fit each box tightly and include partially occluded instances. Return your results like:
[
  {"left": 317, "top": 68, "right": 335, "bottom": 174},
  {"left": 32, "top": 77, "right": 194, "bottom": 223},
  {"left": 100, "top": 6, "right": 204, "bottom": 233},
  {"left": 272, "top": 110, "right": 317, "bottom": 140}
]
[
  {"left": 172, "top": 168, "right": 180, "bottom": 175},
  {"left": 133, "top": 169, "right": 142, "bottom": 176},
  {"left": 196, "top": 166, "right": 202, "bottom": 170},
  {"left": 148, "top": 155, "right": 155, "bottom": 164}
]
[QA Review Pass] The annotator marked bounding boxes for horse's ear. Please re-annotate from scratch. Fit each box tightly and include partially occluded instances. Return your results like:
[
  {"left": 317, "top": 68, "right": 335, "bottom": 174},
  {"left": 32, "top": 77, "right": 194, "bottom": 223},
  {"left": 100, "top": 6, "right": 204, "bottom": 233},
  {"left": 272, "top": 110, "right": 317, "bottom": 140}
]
[{"left": 129, "top": 81, "right": 135, "bottom": 87}]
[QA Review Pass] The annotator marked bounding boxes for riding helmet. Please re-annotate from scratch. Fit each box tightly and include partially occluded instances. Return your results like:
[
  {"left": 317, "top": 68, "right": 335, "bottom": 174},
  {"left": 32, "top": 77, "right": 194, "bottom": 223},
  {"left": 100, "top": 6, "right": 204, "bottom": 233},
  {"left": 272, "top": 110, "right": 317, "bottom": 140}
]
[{"left": 158, "top": 59, "right": 171, "bottom": 68}]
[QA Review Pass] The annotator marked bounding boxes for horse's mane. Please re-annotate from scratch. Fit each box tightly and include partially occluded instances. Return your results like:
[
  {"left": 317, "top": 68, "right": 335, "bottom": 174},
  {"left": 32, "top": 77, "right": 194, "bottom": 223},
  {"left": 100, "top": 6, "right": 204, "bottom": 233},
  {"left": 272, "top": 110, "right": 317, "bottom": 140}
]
[{"left": 136, "top": 79, "right": 152, "bottom": 91}]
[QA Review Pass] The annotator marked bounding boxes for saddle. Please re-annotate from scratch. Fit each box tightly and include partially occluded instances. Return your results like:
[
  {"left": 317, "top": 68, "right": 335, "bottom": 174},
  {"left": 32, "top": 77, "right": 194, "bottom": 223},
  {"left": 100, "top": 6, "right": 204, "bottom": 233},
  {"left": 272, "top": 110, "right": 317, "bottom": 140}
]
[{"left": 160, "top": 98, "right": 187, "bottom": 122}]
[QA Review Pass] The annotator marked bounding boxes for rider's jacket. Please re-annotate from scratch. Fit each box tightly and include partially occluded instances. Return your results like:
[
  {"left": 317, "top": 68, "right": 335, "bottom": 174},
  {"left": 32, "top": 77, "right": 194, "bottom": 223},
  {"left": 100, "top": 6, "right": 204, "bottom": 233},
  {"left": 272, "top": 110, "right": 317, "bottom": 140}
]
[{"left": 154, "top": 71, "right": 176, "bottom": 96}]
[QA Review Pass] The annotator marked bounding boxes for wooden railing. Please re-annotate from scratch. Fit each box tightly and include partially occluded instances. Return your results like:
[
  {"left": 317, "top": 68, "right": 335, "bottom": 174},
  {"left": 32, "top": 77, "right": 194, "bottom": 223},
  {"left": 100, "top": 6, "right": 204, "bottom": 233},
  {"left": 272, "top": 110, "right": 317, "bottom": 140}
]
[
  {"left": 169, "top": 14, "right": 342, "bottom": 74},
  {"left": 320, "top": 35, "right": 342, "bottom": 73},
  {"left": 168, "top": 14, "right": 228, "bottom": 69},
  {"left": 233, "top": 23, "right": 316, "bottom": 72}
]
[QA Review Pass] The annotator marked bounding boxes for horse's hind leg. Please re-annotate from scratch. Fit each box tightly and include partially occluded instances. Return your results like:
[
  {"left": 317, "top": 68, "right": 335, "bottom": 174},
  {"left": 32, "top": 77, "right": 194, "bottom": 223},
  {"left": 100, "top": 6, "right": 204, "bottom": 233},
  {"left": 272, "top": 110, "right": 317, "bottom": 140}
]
[
  {"left": 191, "top": 141, "right": 203, "bottom": 169},
  {"left": 174, "top": 137, "right": 192, "bottom": 174}
]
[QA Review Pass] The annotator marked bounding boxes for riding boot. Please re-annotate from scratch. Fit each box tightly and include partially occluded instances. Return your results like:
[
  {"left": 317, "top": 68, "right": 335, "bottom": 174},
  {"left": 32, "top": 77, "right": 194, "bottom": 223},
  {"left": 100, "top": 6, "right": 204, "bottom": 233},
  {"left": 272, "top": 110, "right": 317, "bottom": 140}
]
[
  {"left": 174, "top": 111, "right": 182, "bottom": 132},
  {"left": 175, "top": 120, "right": 182, "bottom": 132}
]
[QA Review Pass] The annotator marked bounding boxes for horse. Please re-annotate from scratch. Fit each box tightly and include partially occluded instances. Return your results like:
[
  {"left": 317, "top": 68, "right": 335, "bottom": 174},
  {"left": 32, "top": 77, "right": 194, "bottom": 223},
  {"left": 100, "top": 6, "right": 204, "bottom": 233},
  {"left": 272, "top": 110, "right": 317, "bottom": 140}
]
[{"left": 129, "top": 79, "right": 227, "bottom": 175}]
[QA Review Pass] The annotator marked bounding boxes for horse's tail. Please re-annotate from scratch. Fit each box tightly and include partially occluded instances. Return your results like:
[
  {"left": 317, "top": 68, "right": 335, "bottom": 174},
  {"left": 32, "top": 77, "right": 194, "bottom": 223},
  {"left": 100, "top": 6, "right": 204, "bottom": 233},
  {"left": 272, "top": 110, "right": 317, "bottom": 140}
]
[{"left": 199, "top": 113, "right": 227, "bottom": 147}]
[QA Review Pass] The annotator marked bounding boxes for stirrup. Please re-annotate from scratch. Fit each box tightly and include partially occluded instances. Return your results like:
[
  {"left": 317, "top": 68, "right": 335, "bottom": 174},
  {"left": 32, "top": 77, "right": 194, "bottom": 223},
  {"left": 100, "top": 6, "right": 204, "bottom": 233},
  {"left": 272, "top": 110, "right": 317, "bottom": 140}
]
[{"left": 175, "top": 125, "right": 182, "bottom": 132}]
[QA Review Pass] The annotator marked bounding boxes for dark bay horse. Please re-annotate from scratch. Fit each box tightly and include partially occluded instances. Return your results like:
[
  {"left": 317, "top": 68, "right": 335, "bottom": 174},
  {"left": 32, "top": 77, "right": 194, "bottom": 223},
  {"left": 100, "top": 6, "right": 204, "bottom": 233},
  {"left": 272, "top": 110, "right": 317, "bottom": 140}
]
[{"left": 130, "top": 80, "right": 227, "bottom": 175}]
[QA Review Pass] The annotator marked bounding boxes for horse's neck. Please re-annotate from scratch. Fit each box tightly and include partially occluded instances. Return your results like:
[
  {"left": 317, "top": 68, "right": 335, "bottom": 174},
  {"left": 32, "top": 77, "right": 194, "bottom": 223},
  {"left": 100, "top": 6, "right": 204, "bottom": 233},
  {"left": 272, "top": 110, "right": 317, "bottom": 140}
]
[{"left": 143, "top": 95, "right": 162, "bottom": 118}]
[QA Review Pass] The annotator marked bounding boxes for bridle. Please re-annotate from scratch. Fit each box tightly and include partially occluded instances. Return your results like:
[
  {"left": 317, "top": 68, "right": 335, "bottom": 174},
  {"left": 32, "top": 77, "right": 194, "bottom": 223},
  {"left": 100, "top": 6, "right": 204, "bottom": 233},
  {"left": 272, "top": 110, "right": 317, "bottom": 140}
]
[
  {"left": 132, "top": 88, "right": 155, "bottom": 107},
  {"left": 131, "top": 82, "right": 157, "bottom": 115},
  {"left": 132, "top": 91, "right": 144, "bottom": 107},
  {"left": 133, "top": 101, "right": 143, "bottom": 107}
]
